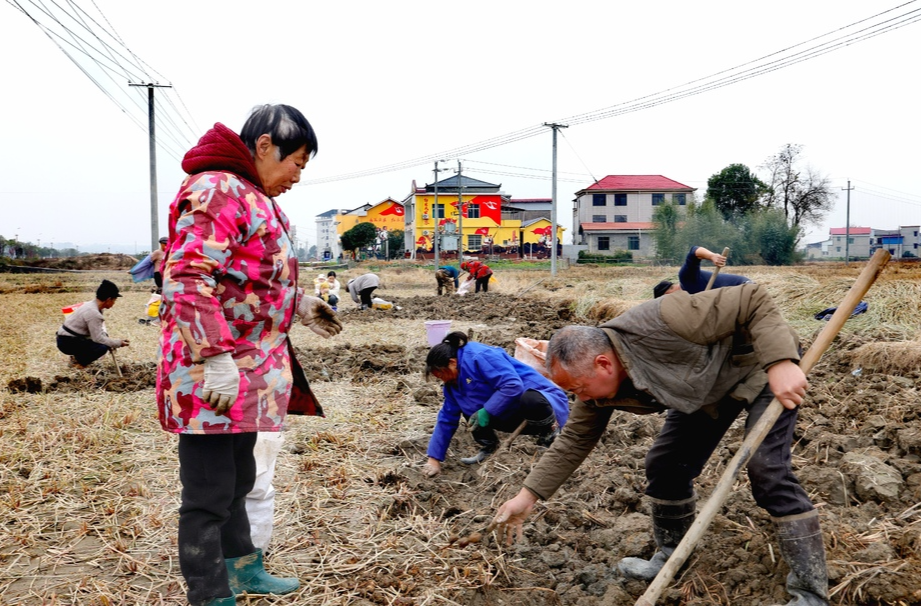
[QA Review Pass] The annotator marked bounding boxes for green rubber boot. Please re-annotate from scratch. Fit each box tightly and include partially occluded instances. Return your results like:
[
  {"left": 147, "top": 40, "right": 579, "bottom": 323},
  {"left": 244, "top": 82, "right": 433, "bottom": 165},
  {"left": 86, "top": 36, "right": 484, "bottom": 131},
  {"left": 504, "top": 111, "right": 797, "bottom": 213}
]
[
  {"left": 202, "top": 597, "right": 236, "bottom": 606},
  {"left": 225, "top": 550, "right": 299, "bottom": 595}
]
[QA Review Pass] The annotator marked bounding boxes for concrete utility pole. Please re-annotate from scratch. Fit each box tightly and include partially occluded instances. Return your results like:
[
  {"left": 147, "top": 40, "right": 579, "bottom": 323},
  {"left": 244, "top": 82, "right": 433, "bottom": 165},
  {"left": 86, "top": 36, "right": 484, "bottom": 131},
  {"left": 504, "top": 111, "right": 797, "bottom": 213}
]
[
  {"left": 457, "top": 160, "right": 464, "bottom": 259},
  {"left": 842, "top": 179, "right": 854, "bottom": 266},
  {"left": 432, "top": 160, "right": 447, "bottom": 267},
  {"left": 544, "top": 122, "right": 568, "bottom": 276},
  {"left": 129, "top": 82, "right": 172, "bottom": 252}
]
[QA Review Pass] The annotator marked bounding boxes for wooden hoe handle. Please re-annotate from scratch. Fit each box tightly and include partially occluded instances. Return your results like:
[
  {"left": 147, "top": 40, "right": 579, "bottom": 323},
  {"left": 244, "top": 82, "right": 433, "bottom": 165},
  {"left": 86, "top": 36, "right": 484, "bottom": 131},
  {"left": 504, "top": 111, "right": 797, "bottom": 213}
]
[
  {"left": 704, "top": 247, "right": 731, "bottom": 292},
  {"left": 636, "top": 248, "right": 891, "bottom": 606}
]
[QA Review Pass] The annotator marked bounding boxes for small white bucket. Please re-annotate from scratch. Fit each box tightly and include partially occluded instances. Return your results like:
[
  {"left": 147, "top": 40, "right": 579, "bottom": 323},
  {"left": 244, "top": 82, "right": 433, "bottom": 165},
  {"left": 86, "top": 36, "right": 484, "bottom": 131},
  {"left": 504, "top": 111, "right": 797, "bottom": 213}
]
[{"left": 424, "top": 320, "right": 453, "bottom": 347}]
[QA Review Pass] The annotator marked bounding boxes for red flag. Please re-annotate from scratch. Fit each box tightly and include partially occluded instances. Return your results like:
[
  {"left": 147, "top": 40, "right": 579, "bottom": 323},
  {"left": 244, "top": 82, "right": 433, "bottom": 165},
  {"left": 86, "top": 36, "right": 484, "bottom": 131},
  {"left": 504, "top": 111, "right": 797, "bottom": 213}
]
[
  {"left": 416, "top": 236, "right": 427, "bottom": 245},
  {"left": 439, "top": 218, "right": 456, "bottom": 226},
  {"left": 379, "top": 203, "right": 404, "bottom": 216},
  {"left": 474, "top": 227, "right": 490, "bottom": 235},
  {"left": 531, "top": 226, "right": 552, "bottom": 235},
  {"left": 470, "top": 195, "right": 501, "bottom": 224}
]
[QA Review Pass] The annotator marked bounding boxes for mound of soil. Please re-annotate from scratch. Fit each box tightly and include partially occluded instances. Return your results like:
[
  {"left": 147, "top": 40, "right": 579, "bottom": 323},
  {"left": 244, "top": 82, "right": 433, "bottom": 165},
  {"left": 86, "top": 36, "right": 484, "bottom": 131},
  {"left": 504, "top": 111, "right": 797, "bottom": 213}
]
[{"left": 26, "top": 253, "right": 139, "bottom": 271}]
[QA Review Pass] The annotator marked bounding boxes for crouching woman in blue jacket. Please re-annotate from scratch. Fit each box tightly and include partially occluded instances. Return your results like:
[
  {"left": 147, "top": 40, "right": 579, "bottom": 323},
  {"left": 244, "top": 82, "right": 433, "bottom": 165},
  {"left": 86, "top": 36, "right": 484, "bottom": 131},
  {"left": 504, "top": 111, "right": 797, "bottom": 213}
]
[{"left": 422, "top": 331, "right": 569, "bottom": 477}]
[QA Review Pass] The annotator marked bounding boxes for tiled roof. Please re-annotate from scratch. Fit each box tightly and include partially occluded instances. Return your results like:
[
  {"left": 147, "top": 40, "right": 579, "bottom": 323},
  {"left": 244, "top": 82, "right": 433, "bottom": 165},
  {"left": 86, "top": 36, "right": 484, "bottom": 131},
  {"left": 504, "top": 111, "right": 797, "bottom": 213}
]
[
  {"left": 583, "top": 175, "right": 693, "bottom": 191},
  {"left": 829, "top": 227, "right": 871, "bottom": 235},
  {"left": 581, "top": 222, "right": 654, "bottom": 231}
]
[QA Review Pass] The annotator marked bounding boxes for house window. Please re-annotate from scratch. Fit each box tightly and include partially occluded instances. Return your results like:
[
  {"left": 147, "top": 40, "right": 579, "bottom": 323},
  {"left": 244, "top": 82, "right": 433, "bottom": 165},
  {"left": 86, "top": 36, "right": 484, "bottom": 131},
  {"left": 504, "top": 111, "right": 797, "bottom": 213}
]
[
  {"left": 593, "top": 194, "right": 606, "bottom": 206},
  {"left": 628, "top": 236, "right": 640, "bottom": 250},
  {"left": 848, "top": 238, "right": 854, "bottom": 244},
  {"left": 467, "top": 235, "right": 482, "bottom": 250},
  {"left": 597, "top": 236, "right": 610, "bottom": 251},
  {"left": 466, "top": 204, "right": 480, "bottom": 219},
  {"left": 614, "top": 215, "right": 627, "bottom": 223},
  {"left": 614, "top": 194, "right": 627, "bottom": 206},
  {"left": 651, "top": 193, "right": 665, "bottom": 206},
  {"left": 673, "top": 193, "right": 687, "bottom": 205},
  {"left": 592, "top": 215, "right": 607, "bottom": 223},
  {"left": 836, "top": 247, "right": 841, "bottom": 252},
  {"left": 433, "top": 203, "right": 445, "bottom": 218}
]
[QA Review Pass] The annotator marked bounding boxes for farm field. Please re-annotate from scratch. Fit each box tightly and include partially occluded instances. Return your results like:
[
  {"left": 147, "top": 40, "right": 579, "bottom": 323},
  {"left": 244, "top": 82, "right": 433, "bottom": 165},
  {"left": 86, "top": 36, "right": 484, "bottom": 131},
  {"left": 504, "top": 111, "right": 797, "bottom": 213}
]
[{"left": 1, "top": 261, "right": 920, "bottom": 605}]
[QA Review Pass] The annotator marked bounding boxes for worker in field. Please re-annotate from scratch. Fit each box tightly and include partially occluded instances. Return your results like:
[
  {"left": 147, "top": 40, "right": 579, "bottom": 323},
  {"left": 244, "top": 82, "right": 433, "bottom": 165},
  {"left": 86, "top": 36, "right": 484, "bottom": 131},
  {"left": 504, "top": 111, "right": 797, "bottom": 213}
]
[
  {"left": 346, "top": 272, "right": 380, "bottom": 309},
  {"left": 435, "top": 265, "right": 460, "bottom": 295},
  {"left": 56, "top": 279, "right": 130, "bottom": 367},
  {"left": 460, "top": 260, "right": 494, "bottom": 293},
  {"left": 157, "top": 104, "right": 342, "bottom": 606},
  {"left": 491, "top": 283, "right": 829, "bottom": 606},
  {"left": 422, "top": 331, "right": 569, "bottom": 477},
  {"left": 653, "top": 245, "right": 751, "bottom": 298},
  {"left": 128, "top": 236, "right": 169, "bottom": 293}
]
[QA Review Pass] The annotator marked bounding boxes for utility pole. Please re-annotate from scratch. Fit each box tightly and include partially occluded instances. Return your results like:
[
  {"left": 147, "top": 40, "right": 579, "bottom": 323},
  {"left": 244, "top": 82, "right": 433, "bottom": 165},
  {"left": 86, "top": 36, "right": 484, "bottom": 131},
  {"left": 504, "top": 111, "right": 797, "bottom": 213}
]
[
  {"left": 544, "top": 122, "right": 568, "bottom": 276},
  {"left": 457, "top": 160, "right": 464, "bottom": 260},
  {"left": 129, "top": 82, "right": 172, "bottom": 252},
  {"left": 842, "top": 180, "right": 854, "bottom": 266},
  {"left": 433, "top": 160, "right": 447, "bottom": 268}
]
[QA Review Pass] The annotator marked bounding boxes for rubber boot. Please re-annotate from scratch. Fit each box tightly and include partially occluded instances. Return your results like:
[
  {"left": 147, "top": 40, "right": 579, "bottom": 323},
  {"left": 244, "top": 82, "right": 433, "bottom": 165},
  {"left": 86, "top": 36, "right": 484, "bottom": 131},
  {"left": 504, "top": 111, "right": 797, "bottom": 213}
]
[
  {"left": 201, "top": 596, "right": 236, "bottom": 606},
  {"left": 225, "top": 549, "right": 299, "bottom": 595},
  {"left": 530, "top": 414, "right": 560, "bottom": 448},
  {"left": 769, "top": 510, "right": 829, "bottom": 606},
  {"left": 618, "top": 495, "right": 697, "bottom": 581},
  {"left": 460, "top": 440, "right": 498, "bottom": 465}
]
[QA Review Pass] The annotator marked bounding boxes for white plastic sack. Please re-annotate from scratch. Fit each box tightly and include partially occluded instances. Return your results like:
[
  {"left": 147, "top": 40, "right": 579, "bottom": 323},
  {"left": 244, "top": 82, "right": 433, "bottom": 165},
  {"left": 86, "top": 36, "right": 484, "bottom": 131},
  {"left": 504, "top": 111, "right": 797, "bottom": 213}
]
[
  {"left": 456, "top": 279, "right": 474, "bottom": 296},
  {"left": 514, "top": 337, "right": 551, "bottom": 379}
]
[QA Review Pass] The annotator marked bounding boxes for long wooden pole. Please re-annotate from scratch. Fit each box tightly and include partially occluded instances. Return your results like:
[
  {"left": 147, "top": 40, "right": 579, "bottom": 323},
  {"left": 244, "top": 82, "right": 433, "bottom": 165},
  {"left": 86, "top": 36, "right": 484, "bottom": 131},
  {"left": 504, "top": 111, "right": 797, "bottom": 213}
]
[
  {"left": 704, "top": 247, "right": 731, "bottom": 291},
  {"left": 636, "top": 249, "right": 891, "bottom": 606}
]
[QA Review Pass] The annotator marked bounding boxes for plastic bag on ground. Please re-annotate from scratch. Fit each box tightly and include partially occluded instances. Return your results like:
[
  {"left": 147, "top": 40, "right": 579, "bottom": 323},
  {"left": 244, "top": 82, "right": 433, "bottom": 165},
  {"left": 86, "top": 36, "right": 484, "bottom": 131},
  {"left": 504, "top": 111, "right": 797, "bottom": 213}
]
[{"left": 372, "top": 297, "right": 393, "bottom": 310}]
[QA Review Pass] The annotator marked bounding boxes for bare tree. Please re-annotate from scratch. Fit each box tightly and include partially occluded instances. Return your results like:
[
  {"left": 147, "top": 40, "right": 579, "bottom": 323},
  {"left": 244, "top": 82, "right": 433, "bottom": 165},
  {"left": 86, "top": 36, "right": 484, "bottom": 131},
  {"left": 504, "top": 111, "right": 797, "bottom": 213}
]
[{"left": 761, "top": 144, "right": 834, "bottom": 228}]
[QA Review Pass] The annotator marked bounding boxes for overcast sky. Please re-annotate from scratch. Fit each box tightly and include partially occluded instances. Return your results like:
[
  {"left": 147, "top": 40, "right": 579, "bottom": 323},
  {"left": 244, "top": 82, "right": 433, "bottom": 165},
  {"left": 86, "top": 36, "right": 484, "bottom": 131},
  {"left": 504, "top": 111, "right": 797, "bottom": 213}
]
[{"left": 2, "top": 0, "right": 919, "bottom": 254}]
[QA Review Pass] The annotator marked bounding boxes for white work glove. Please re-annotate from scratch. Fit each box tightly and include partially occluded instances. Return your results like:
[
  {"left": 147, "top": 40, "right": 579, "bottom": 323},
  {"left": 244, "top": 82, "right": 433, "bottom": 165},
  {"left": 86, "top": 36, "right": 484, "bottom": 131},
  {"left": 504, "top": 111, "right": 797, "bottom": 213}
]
[
  {"left": 297, "top": 295, "right": 343, "bottom": 338},
  {"left": 202, "top": 352, "right": 240, "bottom": 415}
]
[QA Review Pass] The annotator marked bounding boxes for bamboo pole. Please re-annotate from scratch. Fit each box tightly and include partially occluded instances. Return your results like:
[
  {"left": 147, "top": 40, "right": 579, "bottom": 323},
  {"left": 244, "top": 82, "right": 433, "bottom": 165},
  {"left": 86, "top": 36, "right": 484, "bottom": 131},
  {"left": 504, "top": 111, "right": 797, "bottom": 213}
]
[
  {"left": 636, "top": 249, "right": 891, "bottom": 606},
  {"left": 704, "top": 247, "right": 731, "bottom": 291}
]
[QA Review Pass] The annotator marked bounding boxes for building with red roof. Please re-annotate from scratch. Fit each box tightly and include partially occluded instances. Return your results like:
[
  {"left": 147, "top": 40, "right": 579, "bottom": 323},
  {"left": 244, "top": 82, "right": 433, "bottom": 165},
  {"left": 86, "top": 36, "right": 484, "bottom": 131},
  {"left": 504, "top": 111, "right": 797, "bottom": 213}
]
[{"left": 573, "top": 175, "right": 696, "bottom": 257}]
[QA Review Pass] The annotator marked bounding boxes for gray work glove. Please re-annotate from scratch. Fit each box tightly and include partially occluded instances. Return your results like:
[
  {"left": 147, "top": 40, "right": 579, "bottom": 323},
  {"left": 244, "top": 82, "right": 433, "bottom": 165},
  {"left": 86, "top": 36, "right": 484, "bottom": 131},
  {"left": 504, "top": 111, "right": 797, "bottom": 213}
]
[
  {"left": 297, "top": 294, "right": 343, "bottom": 338},
  {"left": 202, "top": 352, "right": 240, "bottom": 415}
]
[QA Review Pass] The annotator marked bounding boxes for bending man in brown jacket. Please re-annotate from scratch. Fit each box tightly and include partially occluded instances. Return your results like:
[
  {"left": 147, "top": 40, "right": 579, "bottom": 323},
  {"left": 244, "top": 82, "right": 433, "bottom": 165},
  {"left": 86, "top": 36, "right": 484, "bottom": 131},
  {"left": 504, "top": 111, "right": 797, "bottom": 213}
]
[{"left": 492, "top": 283, "right": 828, "bottom": 606}]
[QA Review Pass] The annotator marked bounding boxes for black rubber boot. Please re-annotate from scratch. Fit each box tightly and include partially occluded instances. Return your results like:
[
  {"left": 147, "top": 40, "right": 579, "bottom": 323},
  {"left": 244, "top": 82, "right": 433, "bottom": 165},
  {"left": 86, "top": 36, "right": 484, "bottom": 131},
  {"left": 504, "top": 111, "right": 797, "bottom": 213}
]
[
  {"left": 529, "top": 414, "right": 560, "bottom": 447},
  {"left": 460, "top": 440, "right": 498, "bottom": 465},
  {"left": 618, "top": 495, "right": 696, "bottom": 581},
  {"left": 769, "top": 510, "right": 829, "bottom": 606}
]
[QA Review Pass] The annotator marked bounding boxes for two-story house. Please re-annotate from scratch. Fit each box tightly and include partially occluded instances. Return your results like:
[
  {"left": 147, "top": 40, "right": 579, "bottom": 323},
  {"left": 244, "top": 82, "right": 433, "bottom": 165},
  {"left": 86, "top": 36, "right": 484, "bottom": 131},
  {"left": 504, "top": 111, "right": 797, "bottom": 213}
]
[{"left": 573, "top": 175, "right": 695, "bottom": 257}]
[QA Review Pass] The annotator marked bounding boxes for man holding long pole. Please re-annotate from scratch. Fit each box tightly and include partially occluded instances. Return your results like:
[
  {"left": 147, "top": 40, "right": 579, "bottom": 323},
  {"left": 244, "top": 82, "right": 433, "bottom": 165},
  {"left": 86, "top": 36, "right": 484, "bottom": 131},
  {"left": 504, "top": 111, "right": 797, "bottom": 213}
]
[{"left": 492, "top": 283, "right": 829, "bottom": 606}]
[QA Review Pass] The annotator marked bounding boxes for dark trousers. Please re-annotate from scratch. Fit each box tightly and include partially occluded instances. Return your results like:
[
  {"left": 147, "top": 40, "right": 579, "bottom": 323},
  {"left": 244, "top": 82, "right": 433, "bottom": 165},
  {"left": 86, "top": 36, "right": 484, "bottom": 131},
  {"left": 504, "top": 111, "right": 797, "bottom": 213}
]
[
  {"left": 178, "top": 433, "right": 257, "bottom": 605},
  {"left": 469, "top": 389, "right": 554, "bottom": 446},
  {"left": 644, "top": 385, "right": 813, "bottom": 518},
  {"left": 56, "top": 334, "right": 109, "bottom": 366},
  {"left": 359, "top": 287, "right": 376, "bottom": 307},
  {"left": 475, "top": 276, "right": 490, "bottom": 293}
]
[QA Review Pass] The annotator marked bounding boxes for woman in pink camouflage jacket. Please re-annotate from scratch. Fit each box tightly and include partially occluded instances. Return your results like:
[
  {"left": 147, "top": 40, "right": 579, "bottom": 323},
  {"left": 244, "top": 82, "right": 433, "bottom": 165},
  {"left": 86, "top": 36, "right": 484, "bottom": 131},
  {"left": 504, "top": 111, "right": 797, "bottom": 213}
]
[{"left": 157, "top": 104, "right": 342, "bottom": 606}]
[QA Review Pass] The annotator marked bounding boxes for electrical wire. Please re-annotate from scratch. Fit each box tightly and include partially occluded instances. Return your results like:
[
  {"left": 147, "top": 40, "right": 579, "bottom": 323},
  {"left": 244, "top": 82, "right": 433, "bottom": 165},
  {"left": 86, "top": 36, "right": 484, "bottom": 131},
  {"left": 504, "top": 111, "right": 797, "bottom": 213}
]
[{"left": 303, "top": 2, "right": 920, "bottom": 186}]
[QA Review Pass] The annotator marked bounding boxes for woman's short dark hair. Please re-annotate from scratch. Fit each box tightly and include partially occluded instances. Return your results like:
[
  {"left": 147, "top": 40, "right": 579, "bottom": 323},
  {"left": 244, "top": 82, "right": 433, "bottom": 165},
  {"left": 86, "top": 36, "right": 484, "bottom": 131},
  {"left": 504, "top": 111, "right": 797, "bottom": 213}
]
[
  {"left": 240, "top": 104, "right": 318, "bottom": 161},
  {"left": 327, "top": 271, "right": 336, "bottom": 278},
  {"left": 425, "top": 331, "right": 468, "bottom": 380}
]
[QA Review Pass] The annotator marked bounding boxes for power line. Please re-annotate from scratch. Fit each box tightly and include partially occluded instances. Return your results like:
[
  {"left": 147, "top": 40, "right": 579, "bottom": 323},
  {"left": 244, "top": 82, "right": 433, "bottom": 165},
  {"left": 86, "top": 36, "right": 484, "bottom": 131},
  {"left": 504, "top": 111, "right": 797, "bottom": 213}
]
[{"left": 302, "top": 2, "right": 920, "bottom": 186}]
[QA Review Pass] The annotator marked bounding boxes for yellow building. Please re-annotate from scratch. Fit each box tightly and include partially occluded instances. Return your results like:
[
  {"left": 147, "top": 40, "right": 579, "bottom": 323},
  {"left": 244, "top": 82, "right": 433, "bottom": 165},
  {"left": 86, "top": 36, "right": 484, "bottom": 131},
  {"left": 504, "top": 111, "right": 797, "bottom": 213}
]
[
  {"left": 401, "top": 175, "right": 563, "bottom": 257},
  {"left": 335, "top": 198, "right": 405, "bottom": 239}
]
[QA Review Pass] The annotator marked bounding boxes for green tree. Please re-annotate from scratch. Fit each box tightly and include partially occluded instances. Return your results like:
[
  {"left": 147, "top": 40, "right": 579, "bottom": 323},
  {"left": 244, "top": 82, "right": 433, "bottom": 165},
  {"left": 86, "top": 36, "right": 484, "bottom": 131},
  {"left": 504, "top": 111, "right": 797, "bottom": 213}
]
[
  {"left": 743, "top": 208, "right": 801, "bottom": 265},
  {"left": 706, "top": 163, "right": 768, "bottom": 220},
  {"left": 386, "top": 230, "right": 405, "bottom": 260},
  {"left": 340, "top": 222, "right": 378, "bottom": 258},
  {"left": 652, "top": 200, "right": 681, "bottom": 263}
]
